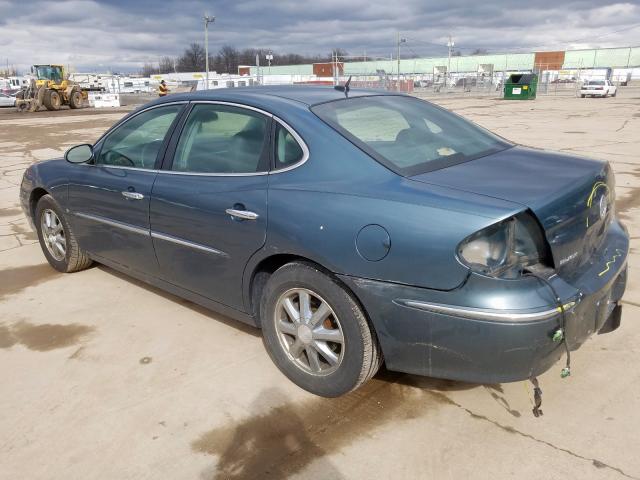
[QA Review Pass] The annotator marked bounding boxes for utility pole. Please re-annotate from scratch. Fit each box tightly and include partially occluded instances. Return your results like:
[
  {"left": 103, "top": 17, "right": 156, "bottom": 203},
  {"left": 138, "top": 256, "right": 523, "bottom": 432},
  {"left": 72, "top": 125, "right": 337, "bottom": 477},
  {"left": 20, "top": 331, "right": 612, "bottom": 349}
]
[
  {"left": 396, "top": 33, "right": 406, "bottom": 91},
  {"left": 203, "top": 13, "right": 215, "bottom": 90},
  {"left": 256, "top": 54, "right": 261, "bottom": 85},
  {"left": 447, "top": 34, "right": 454, "bottom": 87},
  {"left": 333, "top": 50, "right": 337, "bottom": 86},
  {"left": 266, "top": 51, "right": 273, "bottom": 75}
]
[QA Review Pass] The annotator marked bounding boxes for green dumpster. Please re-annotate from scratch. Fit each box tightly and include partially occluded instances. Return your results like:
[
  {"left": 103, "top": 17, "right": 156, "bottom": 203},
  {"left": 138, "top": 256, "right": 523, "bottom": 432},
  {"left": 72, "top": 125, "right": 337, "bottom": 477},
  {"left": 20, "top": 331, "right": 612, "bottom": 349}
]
[{"left": 503, "top": 73, "right": 537, "bottom": 100}]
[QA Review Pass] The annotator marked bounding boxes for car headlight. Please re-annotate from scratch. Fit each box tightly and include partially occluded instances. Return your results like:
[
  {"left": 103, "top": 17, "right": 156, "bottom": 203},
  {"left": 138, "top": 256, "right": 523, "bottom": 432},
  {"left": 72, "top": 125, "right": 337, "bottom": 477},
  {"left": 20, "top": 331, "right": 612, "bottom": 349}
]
[{"left": 457, "top": 212, "right": 551, "bottom": 278}]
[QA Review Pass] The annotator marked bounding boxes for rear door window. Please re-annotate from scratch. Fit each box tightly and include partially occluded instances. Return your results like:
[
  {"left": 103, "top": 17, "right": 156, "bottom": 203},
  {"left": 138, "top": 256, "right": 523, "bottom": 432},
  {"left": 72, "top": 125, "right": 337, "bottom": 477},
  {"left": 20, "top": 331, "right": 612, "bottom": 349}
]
[{"left": 171, "top": 104, "right": 269, "bottom": 174}]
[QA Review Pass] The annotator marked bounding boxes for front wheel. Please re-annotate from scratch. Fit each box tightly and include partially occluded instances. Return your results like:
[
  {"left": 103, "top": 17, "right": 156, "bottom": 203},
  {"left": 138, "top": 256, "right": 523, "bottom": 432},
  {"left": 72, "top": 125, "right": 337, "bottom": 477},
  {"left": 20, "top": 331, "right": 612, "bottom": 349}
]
[
  {"left": 260, "top": 262, "right": 382, "bottom": 397},
  {"left": 69, "top": 89, "right": 83, "bottom": 109},
  {"left": 35, "top": 194, "right": 93, "bottom": 273},
  {"left": 43, "top": 90, "right": 61, "bottom": 111}
]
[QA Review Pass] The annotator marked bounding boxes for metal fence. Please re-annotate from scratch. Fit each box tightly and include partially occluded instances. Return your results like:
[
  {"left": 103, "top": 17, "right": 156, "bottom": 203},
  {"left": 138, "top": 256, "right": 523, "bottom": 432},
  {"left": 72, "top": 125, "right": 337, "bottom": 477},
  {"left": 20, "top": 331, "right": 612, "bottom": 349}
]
[{"left": 329, "top": 63, "right": 636, "bottom": 99}]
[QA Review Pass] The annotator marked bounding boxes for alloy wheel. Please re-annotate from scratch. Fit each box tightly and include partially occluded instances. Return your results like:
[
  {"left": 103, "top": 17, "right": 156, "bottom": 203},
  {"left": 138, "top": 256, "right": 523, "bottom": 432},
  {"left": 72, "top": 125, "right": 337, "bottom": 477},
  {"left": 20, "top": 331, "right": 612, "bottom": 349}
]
[
  {"left": 274, "top": 288, "right": 345, "bottom": 376},
  {"left": 41, "top": 208, "right": 66, "bottom": 261}
]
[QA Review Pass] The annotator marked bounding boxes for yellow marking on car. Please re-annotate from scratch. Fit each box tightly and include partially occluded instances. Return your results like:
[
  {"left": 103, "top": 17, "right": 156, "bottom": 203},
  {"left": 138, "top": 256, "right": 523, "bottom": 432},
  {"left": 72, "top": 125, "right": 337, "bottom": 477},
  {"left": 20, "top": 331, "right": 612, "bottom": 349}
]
[
  {"left": 586, "top": 181, "right": 609, "bottom": 228},
  {"left": 556, "top": 301, "right": 576, "bottom": 313},
  {"left": 598, "top": 248, "right": 624, "bottom": 277}
]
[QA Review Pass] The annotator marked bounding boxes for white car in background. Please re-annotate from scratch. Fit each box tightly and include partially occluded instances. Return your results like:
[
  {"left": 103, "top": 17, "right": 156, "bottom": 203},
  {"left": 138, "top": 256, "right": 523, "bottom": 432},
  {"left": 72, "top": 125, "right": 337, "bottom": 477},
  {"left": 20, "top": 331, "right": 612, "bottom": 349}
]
[
  {"left": 580, "top": 80, "right": 617, "bottom": 98},
  {"left": 0, "top": 92, "right": 16, "bottom": 107}
]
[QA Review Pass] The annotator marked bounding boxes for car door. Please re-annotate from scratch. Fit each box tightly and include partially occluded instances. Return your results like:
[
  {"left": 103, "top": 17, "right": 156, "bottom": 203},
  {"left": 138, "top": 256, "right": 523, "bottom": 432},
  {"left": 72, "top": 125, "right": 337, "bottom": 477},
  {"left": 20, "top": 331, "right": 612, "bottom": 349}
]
[
  {"left": 150, "top": 102, "right": 271, "bottom": 310},
  {"left": 68, "top": 103, "right": 185, "bottom": 275}
]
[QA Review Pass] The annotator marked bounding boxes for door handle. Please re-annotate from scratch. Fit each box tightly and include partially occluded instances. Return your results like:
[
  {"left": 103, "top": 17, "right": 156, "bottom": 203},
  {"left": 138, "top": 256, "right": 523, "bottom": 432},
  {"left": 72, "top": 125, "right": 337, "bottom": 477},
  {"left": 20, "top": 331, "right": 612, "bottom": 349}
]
[
  {"left": 122, "top": 191, "right": 144, "bottom": 200},
  {"left": 225, "top": 208, "right": 259, "bottom": 220}
]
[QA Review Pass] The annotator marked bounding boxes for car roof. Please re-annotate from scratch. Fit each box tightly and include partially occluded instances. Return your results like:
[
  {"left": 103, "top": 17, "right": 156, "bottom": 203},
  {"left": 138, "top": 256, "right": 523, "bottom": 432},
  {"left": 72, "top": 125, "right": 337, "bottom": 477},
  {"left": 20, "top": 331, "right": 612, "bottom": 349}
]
[{"left": 155, "top": 85, "right": 405, "bottom": 108}]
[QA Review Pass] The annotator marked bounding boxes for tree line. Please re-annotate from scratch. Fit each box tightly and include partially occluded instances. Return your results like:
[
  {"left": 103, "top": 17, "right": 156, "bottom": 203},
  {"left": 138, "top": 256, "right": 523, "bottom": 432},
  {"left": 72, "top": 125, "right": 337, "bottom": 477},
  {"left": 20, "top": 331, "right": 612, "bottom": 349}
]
[{"left": 140, "top": 43, "right": 348, "bottom": 76}]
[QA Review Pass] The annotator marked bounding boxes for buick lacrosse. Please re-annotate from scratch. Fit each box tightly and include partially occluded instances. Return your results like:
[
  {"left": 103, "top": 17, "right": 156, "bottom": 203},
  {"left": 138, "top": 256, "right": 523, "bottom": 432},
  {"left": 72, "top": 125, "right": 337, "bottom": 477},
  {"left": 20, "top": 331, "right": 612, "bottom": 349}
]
[{"left": 20, "top": 86, "right": 628, "bottom": 397}]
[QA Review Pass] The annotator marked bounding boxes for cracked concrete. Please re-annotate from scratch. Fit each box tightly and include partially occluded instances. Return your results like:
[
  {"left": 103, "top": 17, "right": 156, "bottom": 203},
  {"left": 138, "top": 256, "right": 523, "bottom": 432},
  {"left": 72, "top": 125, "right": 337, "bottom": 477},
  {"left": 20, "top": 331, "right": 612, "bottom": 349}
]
[{"left": 1, "top": 91, "right": 640, "bottom": 479}]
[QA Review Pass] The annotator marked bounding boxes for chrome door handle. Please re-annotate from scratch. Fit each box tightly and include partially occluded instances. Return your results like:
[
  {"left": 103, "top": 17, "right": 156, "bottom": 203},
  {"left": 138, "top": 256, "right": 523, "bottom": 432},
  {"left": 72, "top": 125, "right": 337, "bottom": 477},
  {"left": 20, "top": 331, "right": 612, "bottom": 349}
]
[
  {"left": 122, "top": 191, "right": 144, "bottom": 200},
  {"left": 225, "top": 208, "right": 259, "bottom": 220}
]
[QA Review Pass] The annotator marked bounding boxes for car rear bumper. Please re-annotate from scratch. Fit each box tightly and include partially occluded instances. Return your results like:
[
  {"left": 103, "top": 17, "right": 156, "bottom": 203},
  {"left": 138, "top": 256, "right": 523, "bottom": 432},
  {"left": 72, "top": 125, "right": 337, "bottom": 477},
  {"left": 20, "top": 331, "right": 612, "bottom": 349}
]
[{"left": 339, "top": 221, "right": 629, "bottom": 384}]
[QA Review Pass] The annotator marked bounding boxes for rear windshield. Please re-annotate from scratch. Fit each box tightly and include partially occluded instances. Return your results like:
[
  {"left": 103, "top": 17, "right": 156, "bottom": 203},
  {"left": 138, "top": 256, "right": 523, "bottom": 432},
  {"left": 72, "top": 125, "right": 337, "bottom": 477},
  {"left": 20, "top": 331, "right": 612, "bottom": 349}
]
[
  {"left": 312, "top": 95, "right": 510, "bottom": 176},
  {"left": 587, "top": 81, "right": 605, "bottom": 85}
]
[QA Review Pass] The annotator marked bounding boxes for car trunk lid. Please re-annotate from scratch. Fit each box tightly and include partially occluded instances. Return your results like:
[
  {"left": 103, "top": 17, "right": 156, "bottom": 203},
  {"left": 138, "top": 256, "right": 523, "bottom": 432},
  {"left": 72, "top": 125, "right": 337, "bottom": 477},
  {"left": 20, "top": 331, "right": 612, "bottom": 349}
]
[{"left": 410, "top": 146, "right": 613, "bottom": 280}]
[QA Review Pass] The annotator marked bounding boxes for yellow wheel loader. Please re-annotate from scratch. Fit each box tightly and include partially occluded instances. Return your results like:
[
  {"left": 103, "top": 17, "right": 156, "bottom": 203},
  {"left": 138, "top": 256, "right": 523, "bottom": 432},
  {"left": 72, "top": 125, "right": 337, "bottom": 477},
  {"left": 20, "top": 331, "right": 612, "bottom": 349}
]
[{"left": 16, "top": 64, "right": 88, "bottom": 112}]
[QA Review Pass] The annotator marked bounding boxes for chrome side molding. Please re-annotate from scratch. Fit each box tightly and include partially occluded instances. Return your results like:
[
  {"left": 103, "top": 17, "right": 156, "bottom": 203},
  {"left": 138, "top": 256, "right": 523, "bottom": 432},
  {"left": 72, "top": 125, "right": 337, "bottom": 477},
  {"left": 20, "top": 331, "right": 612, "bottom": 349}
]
[
  {"left": 74, "top": 211, "right": 228, "bottom": 257},
  {"left": 394, "top": 298, "right": 577, "bottom": 322},
  {"left": 150, "top": 231, "right": 228, "bottom": 257},
  {"left": 74, "top": 212, "right": 149, "bottom": 237}
]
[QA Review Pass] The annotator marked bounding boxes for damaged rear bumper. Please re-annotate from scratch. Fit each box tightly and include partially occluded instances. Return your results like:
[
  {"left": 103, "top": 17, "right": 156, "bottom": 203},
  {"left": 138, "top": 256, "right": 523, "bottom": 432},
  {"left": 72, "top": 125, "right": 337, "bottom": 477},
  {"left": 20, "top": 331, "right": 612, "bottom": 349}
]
[{"left": 339, "top": 221, "right": 629, "bottom": 384}]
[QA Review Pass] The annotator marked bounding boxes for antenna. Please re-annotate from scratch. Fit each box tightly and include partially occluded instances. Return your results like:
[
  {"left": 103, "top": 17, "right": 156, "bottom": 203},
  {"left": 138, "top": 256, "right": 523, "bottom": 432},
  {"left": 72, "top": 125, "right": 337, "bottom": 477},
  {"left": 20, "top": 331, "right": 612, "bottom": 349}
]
[{"left": 334, "top": 75, "right": 352, "bottom": 97}]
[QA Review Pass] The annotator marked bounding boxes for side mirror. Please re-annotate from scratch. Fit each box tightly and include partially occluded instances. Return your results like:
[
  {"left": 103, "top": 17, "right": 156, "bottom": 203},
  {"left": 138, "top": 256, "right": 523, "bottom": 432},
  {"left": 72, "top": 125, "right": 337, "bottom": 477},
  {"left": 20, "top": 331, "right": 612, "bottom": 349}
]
[{"left": 65, "top": 144, "right": 94, "bottom": 164}]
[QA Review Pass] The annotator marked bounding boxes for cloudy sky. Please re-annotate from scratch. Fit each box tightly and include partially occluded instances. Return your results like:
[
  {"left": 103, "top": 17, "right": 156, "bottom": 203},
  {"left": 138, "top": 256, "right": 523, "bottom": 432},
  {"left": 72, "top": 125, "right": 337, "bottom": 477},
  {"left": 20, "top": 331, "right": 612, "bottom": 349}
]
[{"left": 1, "top": 0, "right": 639, "bottom": 73}]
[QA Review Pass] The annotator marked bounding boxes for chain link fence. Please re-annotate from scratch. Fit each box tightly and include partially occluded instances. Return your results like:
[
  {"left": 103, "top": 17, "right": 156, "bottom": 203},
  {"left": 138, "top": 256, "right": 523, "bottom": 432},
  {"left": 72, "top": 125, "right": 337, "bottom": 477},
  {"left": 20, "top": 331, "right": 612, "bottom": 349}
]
[{"left": 328, "top": 63, "right": 636, "bottom": 99}]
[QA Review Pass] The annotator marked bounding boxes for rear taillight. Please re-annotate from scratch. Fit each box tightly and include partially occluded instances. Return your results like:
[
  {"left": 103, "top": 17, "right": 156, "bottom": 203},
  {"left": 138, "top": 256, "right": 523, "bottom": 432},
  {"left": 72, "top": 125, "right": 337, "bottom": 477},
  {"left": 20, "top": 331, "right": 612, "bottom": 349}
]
[{"left": 457, "top": 212, "right": 552, "bottom": 279}]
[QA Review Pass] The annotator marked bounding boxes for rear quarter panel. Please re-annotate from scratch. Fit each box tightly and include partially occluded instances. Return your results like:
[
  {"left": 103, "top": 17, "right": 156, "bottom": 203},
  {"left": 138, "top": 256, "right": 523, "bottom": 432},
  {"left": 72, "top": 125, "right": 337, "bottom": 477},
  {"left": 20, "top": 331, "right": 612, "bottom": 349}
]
[{"left": 253, "top": 108, "right": 524, "bottom": 292}]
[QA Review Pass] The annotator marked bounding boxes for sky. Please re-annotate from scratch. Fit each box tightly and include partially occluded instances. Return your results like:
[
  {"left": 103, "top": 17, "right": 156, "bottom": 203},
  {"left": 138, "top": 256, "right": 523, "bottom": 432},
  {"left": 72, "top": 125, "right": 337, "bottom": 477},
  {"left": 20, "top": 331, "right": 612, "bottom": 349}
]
[{"left": 1, "top": 0, "right": 639, "bottom": 73}]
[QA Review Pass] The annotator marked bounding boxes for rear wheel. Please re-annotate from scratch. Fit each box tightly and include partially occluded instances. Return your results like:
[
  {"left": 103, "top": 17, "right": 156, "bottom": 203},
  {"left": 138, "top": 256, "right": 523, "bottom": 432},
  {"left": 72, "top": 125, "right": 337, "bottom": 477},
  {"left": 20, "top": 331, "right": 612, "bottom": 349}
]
[
  {"left": 580, "top": 94, "right": 585, "bottom": 98},
  {"left": 43, "top": 90, "right": 61, "bottom": 111},
  {"left": 260, "top": 262, "right": 382, "bottom": 397},
  {"left": 35, "top": 195, "right": 92, "bottom": 273},
  {"left": 612, "top": 90, "right": 617, "bottom": 97},
  {"left": 69, "top": 89, "right": 83, "bottom": 109}
]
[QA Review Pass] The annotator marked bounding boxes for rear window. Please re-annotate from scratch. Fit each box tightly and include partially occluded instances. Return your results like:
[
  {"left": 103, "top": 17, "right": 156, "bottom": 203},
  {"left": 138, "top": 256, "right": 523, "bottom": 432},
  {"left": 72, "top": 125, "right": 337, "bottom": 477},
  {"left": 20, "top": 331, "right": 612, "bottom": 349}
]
[
  {"left": 586, "top": 81, "right": 605, "bottom": 86},
  {"left": 312, "top": 96, "right": 510, "bottom": 176}
]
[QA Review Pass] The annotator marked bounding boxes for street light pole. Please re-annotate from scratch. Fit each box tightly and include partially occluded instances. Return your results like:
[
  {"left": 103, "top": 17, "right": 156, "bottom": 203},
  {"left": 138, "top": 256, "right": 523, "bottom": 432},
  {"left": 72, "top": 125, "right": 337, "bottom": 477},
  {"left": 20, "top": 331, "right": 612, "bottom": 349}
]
[
  {"left": 447, "top": 35, "right": 454, "bottom": 87},
  {"left": 203, "top": 13, "right": 215, "bottom": 90},
  {"left": 396, "top": 33, "right": 406, "bottom": 91},
  {"left": 266, "top": 51, "right": 273, "bottom": 75}
]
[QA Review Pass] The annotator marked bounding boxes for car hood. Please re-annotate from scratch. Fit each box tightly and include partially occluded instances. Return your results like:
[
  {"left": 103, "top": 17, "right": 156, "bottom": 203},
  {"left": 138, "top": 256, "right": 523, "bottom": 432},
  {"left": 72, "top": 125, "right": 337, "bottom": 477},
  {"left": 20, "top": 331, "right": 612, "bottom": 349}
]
[{"left": 410, "top": 146, "right": 613, "bottom": 279}]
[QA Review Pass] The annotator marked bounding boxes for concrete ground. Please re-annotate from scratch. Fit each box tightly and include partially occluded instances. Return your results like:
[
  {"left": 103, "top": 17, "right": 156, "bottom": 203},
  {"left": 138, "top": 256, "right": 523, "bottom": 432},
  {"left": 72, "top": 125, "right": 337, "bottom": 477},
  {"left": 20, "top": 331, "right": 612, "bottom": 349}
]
[{"left": 1, "top": 91, "right": 639, "bottom": 480}]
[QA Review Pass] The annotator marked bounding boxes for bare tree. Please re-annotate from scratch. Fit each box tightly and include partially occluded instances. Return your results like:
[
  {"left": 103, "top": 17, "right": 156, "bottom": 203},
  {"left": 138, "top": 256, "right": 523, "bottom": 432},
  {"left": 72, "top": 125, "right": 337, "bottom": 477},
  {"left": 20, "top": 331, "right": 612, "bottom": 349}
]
[
  {"left": 332, "top": 48, "right": 349, "bottom": 60},
  {"left": 159, "top": 56, "right": 176, "bottom": 73},
  {"left": 140, "top": 62, "right": 159, "bottom": 76},
  {"left": 152, "top": 42, "right": 355, "bottom": 74},
  {"left": 177, "top": 43, "right": 206, "bottom": 72},
  {"left": 215, "top": 45, "right": 240, "bottom": 74}
]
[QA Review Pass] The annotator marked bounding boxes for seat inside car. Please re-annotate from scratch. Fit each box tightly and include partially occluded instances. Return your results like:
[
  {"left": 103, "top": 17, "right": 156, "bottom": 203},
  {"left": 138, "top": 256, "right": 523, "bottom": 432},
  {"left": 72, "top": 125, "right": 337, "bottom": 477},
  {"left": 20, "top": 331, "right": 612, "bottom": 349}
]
[{"left": 176, "top": 111, "right": 265, "bottom": 173}]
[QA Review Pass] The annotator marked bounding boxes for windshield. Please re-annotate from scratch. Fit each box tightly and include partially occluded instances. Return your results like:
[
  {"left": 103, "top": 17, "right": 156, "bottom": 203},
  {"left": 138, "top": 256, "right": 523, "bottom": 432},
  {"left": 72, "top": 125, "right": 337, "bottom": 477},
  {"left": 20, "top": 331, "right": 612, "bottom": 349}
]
[
  {"left": 35, "top": 66, "right": 63, "bottom": 83},
  {"left": 312, "top": 95, "right": 510, "bottom": 176}
]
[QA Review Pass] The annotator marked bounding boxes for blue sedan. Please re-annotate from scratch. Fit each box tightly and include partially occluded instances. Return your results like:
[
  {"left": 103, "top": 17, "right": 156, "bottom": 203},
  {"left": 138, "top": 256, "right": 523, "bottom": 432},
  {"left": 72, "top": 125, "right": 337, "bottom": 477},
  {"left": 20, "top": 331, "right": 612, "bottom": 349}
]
[{"left": 20, "top": 86, "right": 628, "bottom": 397}]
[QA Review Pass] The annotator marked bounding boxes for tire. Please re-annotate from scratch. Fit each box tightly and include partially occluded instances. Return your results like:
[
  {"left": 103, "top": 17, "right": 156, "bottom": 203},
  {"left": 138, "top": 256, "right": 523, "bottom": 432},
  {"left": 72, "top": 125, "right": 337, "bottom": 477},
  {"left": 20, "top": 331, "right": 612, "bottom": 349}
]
[
  {"left": 580, "top": 94, "right": 585, "bottom": 98},
  {"left": 43, "top": 90, "right": 61, "bottom": 111},
  {"left": 69, "top": 89, "right": 82, "bottom": 109},
  {"left": 35, "top": 194, "right": 92, "bottom": 273},
  {"left": 260, "top": 262, "right": 382, "bottom": 397},
  {"left": 612, "top": 90, "right": 617, "bottom": 97}
]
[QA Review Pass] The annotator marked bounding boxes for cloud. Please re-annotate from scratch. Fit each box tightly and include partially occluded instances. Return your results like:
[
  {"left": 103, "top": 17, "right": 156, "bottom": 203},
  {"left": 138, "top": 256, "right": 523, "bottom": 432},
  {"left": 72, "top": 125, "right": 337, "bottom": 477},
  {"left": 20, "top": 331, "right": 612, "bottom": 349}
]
[{"left": 1, "top": 0, "right": 639, "bottom": 73}]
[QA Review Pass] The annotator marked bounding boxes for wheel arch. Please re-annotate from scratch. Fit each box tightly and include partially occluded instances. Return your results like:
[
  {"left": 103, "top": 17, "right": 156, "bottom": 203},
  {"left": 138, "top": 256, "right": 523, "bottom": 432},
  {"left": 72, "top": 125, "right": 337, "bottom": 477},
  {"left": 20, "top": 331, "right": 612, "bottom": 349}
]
[
  {"left": 244, "top": 252, "right": 374, "bottom": 335},
  {"left": 29, "top": 187, "right": 50, "bottom": 222}
]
